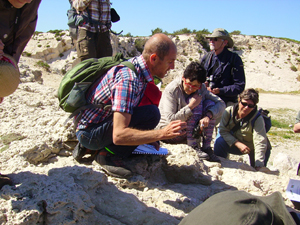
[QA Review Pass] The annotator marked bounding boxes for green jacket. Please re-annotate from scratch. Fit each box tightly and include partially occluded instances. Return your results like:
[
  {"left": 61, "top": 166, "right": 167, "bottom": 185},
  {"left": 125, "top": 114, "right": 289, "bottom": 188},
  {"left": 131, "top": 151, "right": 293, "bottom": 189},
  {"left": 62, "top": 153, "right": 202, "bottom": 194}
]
[{"left": 219, "top": 105, "right": 267, "bottom": 167}]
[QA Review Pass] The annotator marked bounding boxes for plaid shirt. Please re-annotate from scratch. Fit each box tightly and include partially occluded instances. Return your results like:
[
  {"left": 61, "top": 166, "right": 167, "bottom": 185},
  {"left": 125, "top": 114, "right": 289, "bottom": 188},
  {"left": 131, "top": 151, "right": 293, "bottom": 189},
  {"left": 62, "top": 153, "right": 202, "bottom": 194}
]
[
  {"left": 72, "top": 0, "right": 111, "bottom": 33},
  {"left": 77, "top": 55, "right": 152, "bottom": 130}
]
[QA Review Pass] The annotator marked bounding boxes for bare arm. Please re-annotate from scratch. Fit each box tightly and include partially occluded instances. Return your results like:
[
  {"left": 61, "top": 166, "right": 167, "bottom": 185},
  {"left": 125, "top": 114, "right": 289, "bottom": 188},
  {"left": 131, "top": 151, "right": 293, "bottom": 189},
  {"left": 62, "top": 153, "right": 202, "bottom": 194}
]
[{"left": 112, "top": 112, "right": 186, "bottom": 146}]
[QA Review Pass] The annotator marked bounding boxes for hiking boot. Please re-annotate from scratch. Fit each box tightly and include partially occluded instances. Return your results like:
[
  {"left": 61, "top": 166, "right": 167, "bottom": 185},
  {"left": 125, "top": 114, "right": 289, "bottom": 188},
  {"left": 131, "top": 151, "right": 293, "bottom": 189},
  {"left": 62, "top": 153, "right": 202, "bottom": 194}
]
[
  {"left": 73, "top": 143, "right": 98, "bottom": 162},
  {"left": 0, "top": 174, "right": 12, "bottom": 189},
  {"left": 192, "top": 145, "right": 209, "bottom": 160},
  {"left": 202, "top": 147, "right": 221, "bottom": 163},
  {"left": 95, "top": 150, "right": 132, "bottom": 178}
]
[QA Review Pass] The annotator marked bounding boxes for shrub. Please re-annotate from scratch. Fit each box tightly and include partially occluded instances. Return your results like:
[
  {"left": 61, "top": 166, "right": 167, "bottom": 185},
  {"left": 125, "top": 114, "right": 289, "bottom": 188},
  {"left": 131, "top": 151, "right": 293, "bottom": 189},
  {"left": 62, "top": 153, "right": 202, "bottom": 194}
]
[
  {"left": 195, "top": 32, "right": 210, "bottom": 52},
  {"left": 291, "top": 65, "right": 298, "bottom": 72},
  {"left": 36, "top": 61, "right": 50, "bottom": 71},
  {"left": 230, "top": 30, "right": 241, "bottom": 35},
  {"left": 23, "top": 51, "right": 31, "bottom": 57},
  {"left": 59, "top": 53, "right": 64, "bottom": 57},
  {"left": 172, "top": 28, "right": 191, "bottom": 35},
  {"left": 37, "top": 44, "right": 42, "bottom": 47},
  {"left": 151, "top": 28, "right": 168, "bottom": 35},
  {"left": 135, "top": 38, "right": 147, "bottom": 53}
]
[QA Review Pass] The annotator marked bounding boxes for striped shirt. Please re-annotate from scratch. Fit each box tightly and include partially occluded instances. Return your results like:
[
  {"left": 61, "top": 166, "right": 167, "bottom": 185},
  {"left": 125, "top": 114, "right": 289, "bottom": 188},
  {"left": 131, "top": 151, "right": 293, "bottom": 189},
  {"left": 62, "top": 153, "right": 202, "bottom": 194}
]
[
  {"left": 72, "top": 0, "right": 111, "bottom": 33},
  {"left": 77, "top": 55, "right": 152, "bottom": 130}
]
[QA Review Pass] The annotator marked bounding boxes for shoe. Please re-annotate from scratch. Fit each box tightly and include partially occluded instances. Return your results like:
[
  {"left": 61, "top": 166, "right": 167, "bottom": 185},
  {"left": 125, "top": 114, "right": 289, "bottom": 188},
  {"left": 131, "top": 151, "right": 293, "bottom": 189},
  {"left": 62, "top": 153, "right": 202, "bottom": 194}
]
[
  {"left": 95, "top": 150, "right": 132, "bottom": 178},
  {"left": 73, "top": 143, "right": 87, "bottom": 161},
  {"left": 192, "top": 145, "right": 209, "bottom": 160},
  {"left": 202, "top": 147, "right": 221, "bottom": 163},
  {"left": 0, "top": 174, "right": 12, "bottom": 189}
]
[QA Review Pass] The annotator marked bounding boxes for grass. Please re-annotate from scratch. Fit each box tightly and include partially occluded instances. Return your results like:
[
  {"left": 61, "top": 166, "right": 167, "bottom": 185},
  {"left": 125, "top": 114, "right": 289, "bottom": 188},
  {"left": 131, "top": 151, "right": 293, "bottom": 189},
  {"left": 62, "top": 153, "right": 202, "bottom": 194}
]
[
  {"left": 267, "top": 108, "right": 300, "bottom": 142},
  {"left": 254, "top": 88, "right": 300, "bottom": 95}
]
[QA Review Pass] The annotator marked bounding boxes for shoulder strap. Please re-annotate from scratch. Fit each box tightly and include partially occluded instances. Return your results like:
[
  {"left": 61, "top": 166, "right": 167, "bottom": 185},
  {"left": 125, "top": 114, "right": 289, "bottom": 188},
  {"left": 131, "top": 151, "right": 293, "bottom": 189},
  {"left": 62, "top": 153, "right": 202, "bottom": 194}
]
[
  {"left": 225, "top": 107, "right": 232, "bottom": 128},
  {"left": 251, "top": 109, "right": 262, "bottom": 132},
  {"left": 121, "top": 61, "right": 138, "bottom": 75}
]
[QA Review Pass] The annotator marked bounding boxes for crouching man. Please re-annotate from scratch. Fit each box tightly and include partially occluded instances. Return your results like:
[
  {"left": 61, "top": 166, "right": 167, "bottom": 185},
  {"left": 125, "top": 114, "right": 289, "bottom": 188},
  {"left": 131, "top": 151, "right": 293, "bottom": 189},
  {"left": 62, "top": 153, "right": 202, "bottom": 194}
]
[{"left": 74, "top": 33, "right": 186, "bottom": 178}]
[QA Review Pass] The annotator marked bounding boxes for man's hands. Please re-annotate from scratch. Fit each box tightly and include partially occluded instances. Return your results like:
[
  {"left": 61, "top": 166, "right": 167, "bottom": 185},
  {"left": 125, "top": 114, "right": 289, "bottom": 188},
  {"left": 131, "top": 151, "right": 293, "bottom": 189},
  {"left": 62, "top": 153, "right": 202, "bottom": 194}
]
[
  {"left": 162, "top": 120, "right": 187, "bottom": 140},
  {"left": 0, "top": 40, "right": 4, "bottom": 60},
  {"left": 234, "top": 141, "right": 251, "bottom": 154}
]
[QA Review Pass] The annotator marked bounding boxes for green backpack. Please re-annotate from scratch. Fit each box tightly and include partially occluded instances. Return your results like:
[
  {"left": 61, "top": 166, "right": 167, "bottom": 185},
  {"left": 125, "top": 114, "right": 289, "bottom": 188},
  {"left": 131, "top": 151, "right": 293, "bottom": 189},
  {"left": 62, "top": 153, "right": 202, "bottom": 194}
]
[{"left": 58, "top": 53, "right": 136, "bottom": 123}]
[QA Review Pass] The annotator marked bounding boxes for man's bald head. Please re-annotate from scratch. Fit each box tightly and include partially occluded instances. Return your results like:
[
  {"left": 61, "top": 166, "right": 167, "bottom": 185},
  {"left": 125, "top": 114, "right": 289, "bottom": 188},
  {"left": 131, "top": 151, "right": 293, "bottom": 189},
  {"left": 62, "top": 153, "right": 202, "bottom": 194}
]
[{"left": 142, "top": 33, "right": 177, "bottom": 61}]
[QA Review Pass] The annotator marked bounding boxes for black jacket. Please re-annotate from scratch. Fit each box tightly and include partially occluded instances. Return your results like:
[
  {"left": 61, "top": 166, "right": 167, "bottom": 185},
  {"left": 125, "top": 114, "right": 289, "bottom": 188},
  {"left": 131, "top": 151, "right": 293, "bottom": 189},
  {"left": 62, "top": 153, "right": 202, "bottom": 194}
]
[{"left": 0, "top": 0, "right": 41, "bottom": 62}]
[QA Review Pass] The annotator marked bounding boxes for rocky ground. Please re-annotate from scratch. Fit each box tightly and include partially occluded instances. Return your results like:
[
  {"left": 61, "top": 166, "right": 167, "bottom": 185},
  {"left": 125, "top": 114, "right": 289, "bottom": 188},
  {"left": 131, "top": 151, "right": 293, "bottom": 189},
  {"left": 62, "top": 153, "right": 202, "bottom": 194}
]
[{"left": 0, "top": 32, "right": 300, "bottom": 224}]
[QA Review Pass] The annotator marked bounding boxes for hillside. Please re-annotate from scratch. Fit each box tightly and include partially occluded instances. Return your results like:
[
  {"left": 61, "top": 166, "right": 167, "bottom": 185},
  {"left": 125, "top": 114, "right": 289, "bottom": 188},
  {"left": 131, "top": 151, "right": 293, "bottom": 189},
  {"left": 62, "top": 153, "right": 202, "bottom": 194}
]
[{"left": 0, "top": 31, "right": 300, "bottom": 224}]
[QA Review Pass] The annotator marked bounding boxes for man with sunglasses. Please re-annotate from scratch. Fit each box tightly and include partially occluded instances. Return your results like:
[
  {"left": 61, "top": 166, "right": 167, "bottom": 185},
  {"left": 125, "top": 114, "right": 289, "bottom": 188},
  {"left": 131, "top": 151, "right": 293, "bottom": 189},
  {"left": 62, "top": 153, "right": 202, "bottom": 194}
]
[
  {"left": 200, "top": 28, "right": 245, "bottom": 131},
  {"left": 214, "top": 89, "right": 270, "bottom": 170},
  {"left": 157, "top": 62, "right": 225, "bottom": 162}
]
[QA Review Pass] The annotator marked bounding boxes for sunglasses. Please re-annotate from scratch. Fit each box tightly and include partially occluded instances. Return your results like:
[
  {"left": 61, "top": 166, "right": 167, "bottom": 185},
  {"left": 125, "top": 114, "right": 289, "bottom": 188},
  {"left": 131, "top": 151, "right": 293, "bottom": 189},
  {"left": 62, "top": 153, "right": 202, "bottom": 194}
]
[
  {"left": 209, "top": 38, "right": 223, "bottom": 42},
  {"left": 240, "top": 100, "right": 255, "bottom": 108},
  {"left": 183, "top": 79, "right": 201, "bottom": 90}
]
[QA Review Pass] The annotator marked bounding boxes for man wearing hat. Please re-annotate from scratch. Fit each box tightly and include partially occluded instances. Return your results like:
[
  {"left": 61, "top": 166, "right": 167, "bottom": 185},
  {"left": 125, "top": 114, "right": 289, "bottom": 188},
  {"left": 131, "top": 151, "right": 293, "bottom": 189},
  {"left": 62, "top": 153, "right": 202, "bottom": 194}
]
[
  {"left": 0, "top": 0, "right": 41, "bottom": 188},
  {"left": 179, "top": 190, "right": 297, "bottom": 225},
  {"left": 200, "top": 28, "right": 245, "bottom": 129}
]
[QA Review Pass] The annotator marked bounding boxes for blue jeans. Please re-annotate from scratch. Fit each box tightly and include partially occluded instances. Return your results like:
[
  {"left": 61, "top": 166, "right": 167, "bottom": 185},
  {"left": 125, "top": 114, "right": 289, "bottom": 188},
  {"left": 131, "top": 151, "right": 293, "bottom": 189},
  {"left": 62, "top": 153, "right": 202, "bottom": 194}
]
[
  {"left": 76, "top": 105, "right": 160, "bottom": 157},
  {"left": 214, "top": 133, "right": 270, "bottom": 167}
]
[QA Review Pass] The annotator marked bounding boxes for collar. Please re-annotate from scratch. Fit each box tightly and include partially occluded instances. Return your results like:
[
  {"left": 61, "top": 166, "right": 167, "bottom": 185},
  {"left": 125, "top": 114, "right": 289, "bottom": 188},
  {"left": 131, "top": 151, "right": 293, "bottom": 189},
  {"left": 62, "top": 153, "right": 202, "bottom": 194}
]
[{"left": 131, "top": 55, "right": 152, "bottom": 83}]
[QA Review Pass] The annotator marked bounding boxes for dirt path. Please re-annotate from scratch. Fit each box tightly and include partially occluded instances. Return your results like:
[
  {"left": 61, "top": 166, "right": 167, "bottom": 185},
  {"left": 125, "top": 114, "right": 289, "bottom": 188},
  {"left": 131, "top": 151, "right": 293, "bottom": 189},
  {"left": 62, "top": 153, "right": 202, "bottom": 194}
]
[{"left": 259, "top": 93, "right": 300, "bottom": 111}]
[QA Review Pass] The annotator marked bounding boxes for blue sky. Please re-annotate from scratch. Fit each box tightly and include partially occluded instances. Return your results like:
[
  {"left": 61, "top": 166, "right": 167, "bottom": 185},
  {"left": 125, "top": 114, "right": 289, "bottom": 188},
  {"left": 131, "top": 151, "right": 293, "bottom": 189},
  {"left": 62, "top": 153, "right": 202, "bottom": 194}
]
[{"left": 36, "top": 0, "right": 300, "bottom": 41}]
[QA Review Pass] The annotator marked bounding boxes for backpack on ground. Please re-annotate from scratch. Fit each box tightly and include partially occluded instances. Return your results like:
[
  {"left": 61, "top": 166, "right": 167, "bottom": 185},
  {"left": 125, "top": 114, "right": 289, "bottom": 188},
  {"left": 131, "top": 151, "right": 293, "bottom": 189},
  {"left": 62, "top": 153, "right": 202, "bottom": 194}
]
[{"left": 57, "top": 53, "right": 137, "bottom": 123}]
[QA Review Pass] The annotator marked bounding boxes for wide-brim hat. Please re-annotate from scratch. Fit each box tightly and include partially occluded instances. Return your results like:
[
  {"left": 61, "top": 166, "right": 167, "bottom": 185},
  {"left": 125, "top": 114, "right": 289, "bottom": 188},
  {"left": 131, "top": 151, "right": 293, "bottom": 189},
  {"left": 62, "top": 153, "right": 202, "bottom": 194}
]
[
  {"left": 206, "top": 28, "right": 234, "bottom": 48},
  {"left": 179, "top": 190, "right": 296, "bottom": 225},
  {"left": 0, "top": 54, "right": 20, "bottom": 97}
]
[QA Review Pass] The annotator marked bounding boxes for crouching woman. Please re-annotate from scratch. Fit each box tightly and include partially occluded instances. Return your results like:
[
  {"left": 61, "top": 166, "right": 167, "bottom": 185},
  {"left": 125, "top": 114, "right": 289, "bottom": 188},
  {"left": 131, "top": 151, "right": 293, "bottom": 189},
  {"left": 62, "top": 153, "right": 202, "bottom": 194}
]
[
  {"left": 157, "top": 62, "right": 225, "bottom": 162},
  {"left": 214, "top": 88, "right": 270, "bottom": 169}
]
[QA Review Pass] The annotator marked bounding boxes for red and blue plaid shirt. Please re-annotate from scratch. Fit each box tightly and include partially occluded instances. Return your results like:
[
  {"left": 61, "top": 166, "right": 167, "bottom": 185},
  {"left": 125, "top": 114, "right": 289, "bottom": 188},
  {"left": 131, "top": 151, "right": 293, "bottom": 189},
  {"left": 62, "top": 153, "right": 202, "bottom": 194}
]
[
  {"left": 72, "top": 0, "right": 111, "bottom": 33},
  {"left": 77, "top": 55, "right": 152, "bottom": 130}
]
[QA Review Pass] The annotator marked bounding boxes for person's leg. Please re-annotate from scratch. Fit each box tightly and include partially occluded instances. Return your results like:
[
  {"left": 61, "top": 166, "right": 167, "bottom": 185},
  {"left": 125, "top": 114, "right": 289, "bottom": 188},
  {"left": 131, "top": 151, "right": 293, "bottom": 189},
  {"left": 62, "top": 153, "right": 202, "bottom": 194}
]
[
  {"left": 76, "top": 105, "right": 161, "bottom": 158},
  {"left": 213, "top": 101, "right": 235, "bottom": 136},
  {"left": 76, "top": 28, "right": 97, "bottom": 62},
  {"left": 214, "top": 135, "right": 243, "bottom": 159},
  {"left": 185, "top": 99, "right": 209, "bottom": 159},
  {"left": 201, "top": 100, "right": 216, "bottom": 149},
  {"left": 96, "top": 31, "right": 113, "bottom": 58}
]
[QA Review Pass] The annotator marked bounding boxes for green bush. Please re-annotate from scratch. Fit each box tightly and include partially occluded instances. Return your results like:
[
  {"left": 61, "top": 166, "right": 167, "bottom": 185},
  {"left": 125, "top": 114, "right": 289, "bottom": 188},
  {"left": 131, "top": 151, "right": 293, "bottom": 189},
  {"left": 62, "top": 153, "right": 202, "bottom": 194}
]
[
  {"left": 291, "top": 65, "right": 298, "bottom": 72},
  {"left": 172, "top": 28, "right": 191, "bottom": 35},
  {"left": 36, "top": 61, "right": 50, "bottom": 71},
  {"left": 230, "top": 30, "right": 241, "bottom": 35},
  {"left": 195, "top": 32, "right": 210, "bottom": 52},
  {"left": 135, "top": 38, "right": 147, "bottom": 53},
  {"left": 151, "top": 28, "right": 168, "bottom": 35}
]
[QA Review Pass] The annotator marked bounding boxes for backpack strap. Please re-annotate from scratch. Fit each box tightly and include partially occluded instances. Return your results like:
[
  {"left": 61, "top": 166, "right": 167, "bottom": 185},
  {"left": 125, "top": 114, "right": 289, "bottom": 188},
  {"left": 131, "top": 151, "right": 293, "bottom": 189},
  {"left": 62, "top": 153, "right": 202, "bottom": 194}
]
[{"left": 251, "top": 108, "right": 262, "bottom": 132}]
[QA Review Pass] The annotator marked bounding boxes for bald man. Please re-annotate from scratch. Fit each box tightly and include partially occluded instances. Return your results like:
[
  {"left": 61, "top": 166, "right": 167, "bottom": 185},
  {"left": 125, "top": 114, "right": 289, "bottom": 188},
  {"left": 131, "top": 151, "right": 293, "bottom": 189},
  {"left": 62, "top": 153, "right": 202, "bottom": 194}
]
[{"left": 74, "top": 34, "right": 186, "bottom": 178}]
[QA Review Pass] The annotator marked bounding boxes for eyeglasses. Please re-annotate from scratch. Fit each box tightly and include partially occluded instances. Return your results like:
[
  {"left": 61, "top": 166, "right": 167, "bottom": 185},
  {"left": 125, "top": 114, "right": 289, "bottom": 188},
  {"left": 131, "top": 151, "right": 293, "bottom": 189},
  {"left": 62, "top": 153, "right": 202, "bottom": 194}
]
[
  {"left": 183, "top": 78, "right": 201, "bottom": 90},
  {"left": 240, "top": 100, "right": 255, "bottom": 108}
]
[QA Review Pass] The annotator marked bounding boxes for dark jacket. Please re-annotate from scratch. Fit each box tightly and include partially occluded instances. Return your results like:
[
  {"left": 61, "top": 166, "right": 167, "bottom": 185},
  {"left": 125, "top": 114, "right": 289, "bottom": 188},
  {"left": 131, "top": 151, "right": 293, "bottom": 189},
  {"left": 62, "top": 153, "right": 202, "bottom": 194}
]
[
  {"left": 0, "top": 0, "right": 41, "bottom": 62},
  {"left": 201, "top": 48, "right": 245, "bottom": 103}
]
